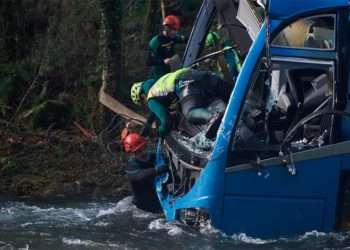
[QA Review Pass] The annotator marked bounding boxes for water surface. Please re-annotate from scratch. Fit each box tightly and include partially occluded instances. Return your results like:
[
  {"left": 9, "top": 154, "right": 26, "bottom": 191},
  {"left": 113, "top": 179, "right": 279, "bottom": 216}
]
[{"left": 0, "top": 197, "right": 349, "bottom": 249}]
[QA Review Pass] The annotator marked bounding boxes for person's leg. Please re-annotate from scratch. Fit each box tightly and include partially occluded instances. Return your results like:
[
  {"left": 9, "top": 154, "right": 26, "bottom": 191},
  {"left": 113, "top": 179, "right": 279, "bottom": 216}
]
[
  {"left": 206, "top": 74, "right": 232, "bottom": 102},
  {"left": 147, "top": 99, "right": 169, "bottom": 136},
  {"left": 186, "top": 107, "right": 213, "bottom": 124},
  {"left": 204, "top": 99, "right": 226, "bottom": 139},
  {"left": 185, "top": 99, "right": 226, "bottom": 124},
  {"left": 207, "top": 98, "right": 226, "bottom": 114}
]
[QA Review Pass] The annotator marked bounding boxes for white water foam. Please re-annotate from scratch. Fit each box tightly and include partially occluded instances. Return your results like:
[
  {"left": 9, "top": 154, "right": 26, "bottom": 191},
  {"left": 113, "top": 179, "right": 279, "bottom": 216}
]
[
  {"left": 115, "top": 196, "right": 136, "bottom": 212},
  {"left": 94, "top": 221, "right": 110, "bottom": 227},
  {"left": 107, "top": 244, "right": 138, "bottom": 250},
  {"left": 298, "top": 230, "right": 327, "bottom": 240},
  {"left": 95, "top": 195, "right": 158, "bottom": 219},
  {"left": 30, "top": 205, "right": 57, "bottom": 213},
  {"left": 96, "top": 196, "right": 135, "bottom": 218},
  {"left": 20, "top": 221, "right": 47, "bottom": 228},
  {"left": 0, "top": 242, "right": 15, "bottom": 250},
  {"left": 273, "top": 230, "right": 328, "bottom": 243},
  {"left": 198, "top": 220, "right": 276, "bottom": 244},
  {"left": 282, "top": 230, "right": 350, "bottom": 244},
  {"left": 231, "top": 233, "right": 277, "bottom": 245},
  {"left": 198, "top": 220, "right": 221, "bottom": 236},
  {"left": 73, "top": 210, "right": 91, "bottom": 221},
  {"left": 148, "top": 218, "right": 185, "bottom": 236},
  {"left": 18, "top": 244, "right": 30, "bottom": 250},
  {"left": 199, "top": 219, "right": 343, "bottom": 245},
  {"left": 62, "top": 238, "right": 135, "bottom": 249},
  {"left": 1, "top": 207, "right": 15, "bottom": 215},
  {"left": 20, "top": 222, "right": 33, "bottom": 228},
  {"left": 62, "top": 237, "right": 103, "bottom": 247},
  {"left": 231, "top": 230, "right": 348, "bottom": 245},
  {"left": 132, "top": 208, "right": 159, "bottom": 219}
]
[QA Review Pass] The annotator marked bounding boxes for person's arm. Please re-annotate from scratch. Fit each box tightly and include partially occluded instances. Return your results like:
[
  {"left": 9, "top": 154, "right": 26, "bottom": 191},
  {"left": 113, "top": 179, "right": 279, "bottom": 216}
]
[
  {"left": 125, "top": 160, "right": 168, "bottom": 182},
  {"left": 147, "top": 36, "right": 166, "bottom": 66},
  {"left": 173, "top": 33, "right": 187, "bottom": 44},
  {"left": 126, "top": 167, "right": 157, "bottom": 182}
]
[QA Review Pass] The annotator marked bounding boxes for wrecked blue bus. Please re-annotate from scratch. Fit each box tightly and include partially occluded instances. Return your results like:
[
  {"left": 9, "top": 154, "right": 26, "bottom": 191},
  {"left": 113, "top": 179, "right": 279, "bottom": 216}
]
[{"left": 155, "top": 0, "right": 350, "bottom": 238}]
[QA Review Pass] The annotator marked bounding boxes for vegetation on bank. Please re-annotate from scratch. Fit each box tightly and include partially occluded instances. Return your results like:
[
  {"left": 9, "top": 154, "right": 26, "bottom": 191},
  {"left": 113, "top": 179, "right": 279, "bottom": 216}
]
[{"left": 0, "top": 0, "right": 201, "bottom": 198}]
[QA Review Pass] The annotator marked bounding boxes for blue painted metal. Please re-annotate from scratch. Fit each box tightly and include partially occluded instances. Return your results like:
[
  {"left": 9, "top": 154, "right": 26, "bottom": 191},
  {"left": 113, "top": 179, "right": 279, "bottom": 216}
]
[
  {"left": 155, "top": 0, "right": 350, "bottom": 239},
  {"left": 222, "top": 156, "right": 343, "bottom": 237},
  {"left": 156, "top": 24, "right": 268, "bottom": 227},
  {"left": 342, "top": 103, "right": 350, "bottom": 140},
  {"left": 270, "top": 47, "right": 337, "bottom": 60}
]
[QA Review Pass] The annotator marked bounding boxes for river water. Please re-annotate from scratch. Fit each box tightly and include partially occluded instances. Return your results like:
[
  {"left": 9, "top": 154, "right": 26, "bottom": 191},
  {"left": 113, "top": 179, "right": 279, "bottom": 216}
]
[{"left": 0, "top": 196, "right": 349, "bottom": 250}]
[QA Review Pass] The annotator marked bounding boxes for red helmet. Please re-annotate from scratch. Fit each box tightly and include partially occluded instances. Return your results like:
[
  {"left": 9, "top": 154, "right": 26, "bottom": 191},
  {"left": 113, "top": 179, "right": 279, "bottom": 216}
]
[
  {"left": 123, "top": 132, "right": 147, "bottom": 153},
  {"left": 163, "top": 15, "right": 181, "bottom": 31}
]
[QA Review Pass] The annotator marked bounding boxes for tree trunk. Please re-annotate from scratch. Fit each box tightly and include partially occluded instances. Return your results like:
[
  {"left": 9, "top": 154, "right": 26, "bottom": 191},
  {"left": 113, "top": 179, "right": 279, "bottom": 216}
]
[
  {"left": 143, "top": 0, "right": 159, "bottom": 43},
  {"left": 160, "top": 0, "right": 166, "bottom": 20},
  {"left": 99, "top": 0, "right": 122, "bottom": 132},
  {"left": 0, "top": 0, "right": 25, "bottom": 60}
]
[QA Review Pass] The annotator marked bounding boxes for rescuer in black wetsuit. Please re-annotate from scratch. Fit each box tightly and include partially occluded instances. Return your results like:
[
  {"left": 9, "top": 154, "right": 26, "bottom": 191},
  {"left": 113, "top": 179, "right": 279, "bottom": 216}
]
[{"left": 122, "top": 132, "right": 168, "bottom": 212}]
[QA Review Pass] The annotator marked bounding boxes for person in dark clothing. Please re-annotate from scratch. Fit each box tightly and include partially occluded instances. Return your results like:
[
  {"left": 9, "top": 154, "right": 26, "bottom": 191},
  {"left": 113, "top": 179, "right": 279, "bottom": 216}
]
[
  {"left": 176, "top": 69, "right": 231, "bottom": 125},
  {"left": 123, "top": 132, "right": 168, "bottom": 212},
  {"left": 147, "top": 15, "right": 186, "bottom": 80}
]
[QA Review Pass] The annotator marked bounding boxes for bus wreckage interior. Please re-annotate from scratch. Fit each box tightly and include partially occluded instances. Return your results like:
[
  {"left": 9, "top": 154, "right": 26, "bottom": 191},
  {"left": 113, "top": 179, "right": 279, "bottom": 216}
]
[{"left": 163, "top": 0, "right": 346, "bottom": 198}]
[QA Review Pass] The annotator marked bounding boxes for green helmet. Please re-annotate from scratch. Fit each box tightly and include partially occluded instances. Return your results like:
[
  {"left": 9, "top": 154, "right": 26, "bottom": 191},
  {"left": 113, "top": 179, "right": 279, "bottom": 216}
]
[
  {"left": 130, "top": 82, "right": 143, "bottom": 105},
  {"left": 205, "top": 31, "right": 220, "bottom": 47}
]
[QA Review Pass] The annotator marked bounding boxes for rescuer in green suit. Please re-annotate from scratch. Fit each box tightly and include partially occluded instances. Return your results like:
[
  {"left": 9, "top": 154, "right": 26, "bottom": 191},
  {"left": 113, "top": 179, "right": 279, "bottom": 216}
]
[
  {"left": 147, "top": 15, "right": 186, "bottom": 80},
  {"left": 130, "top": 68, "right": 231, "bottom": 138},
  {"left": 205, "top": 31, "right": 242, "bottom": 82},
  {"left": 131, "top": 68, "right": 191, "bottom": 137}
]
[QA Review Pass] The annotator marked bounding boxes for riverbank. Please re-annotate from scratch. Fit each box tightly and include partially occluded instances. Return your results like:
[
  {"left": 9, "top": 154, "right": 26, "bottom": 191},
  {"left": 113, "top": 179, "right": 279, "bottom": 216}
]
[{"left": 0, "top": 125, "right": 130, "bottom": 201}]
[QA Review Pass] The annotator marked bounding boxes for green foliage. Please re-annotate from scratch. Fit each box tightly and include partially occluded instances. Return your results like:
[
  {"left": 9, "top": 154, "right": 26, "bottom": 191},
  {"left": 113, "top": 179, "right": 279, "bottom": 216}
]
[
  {"left": 0, "top": 0, "right": 203, "bottom": 128},
  {"left": 71, "top": 84, "right": 99, "bottom": 133},
  {"left": 0, "top": 62, "right": 35, "bottom": 117},
  {"left": 31, "top": 99, "right": 73, "bottom": 129},
  {"left": 0, "top": 156, "right": 28, "bottom": 177}
]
